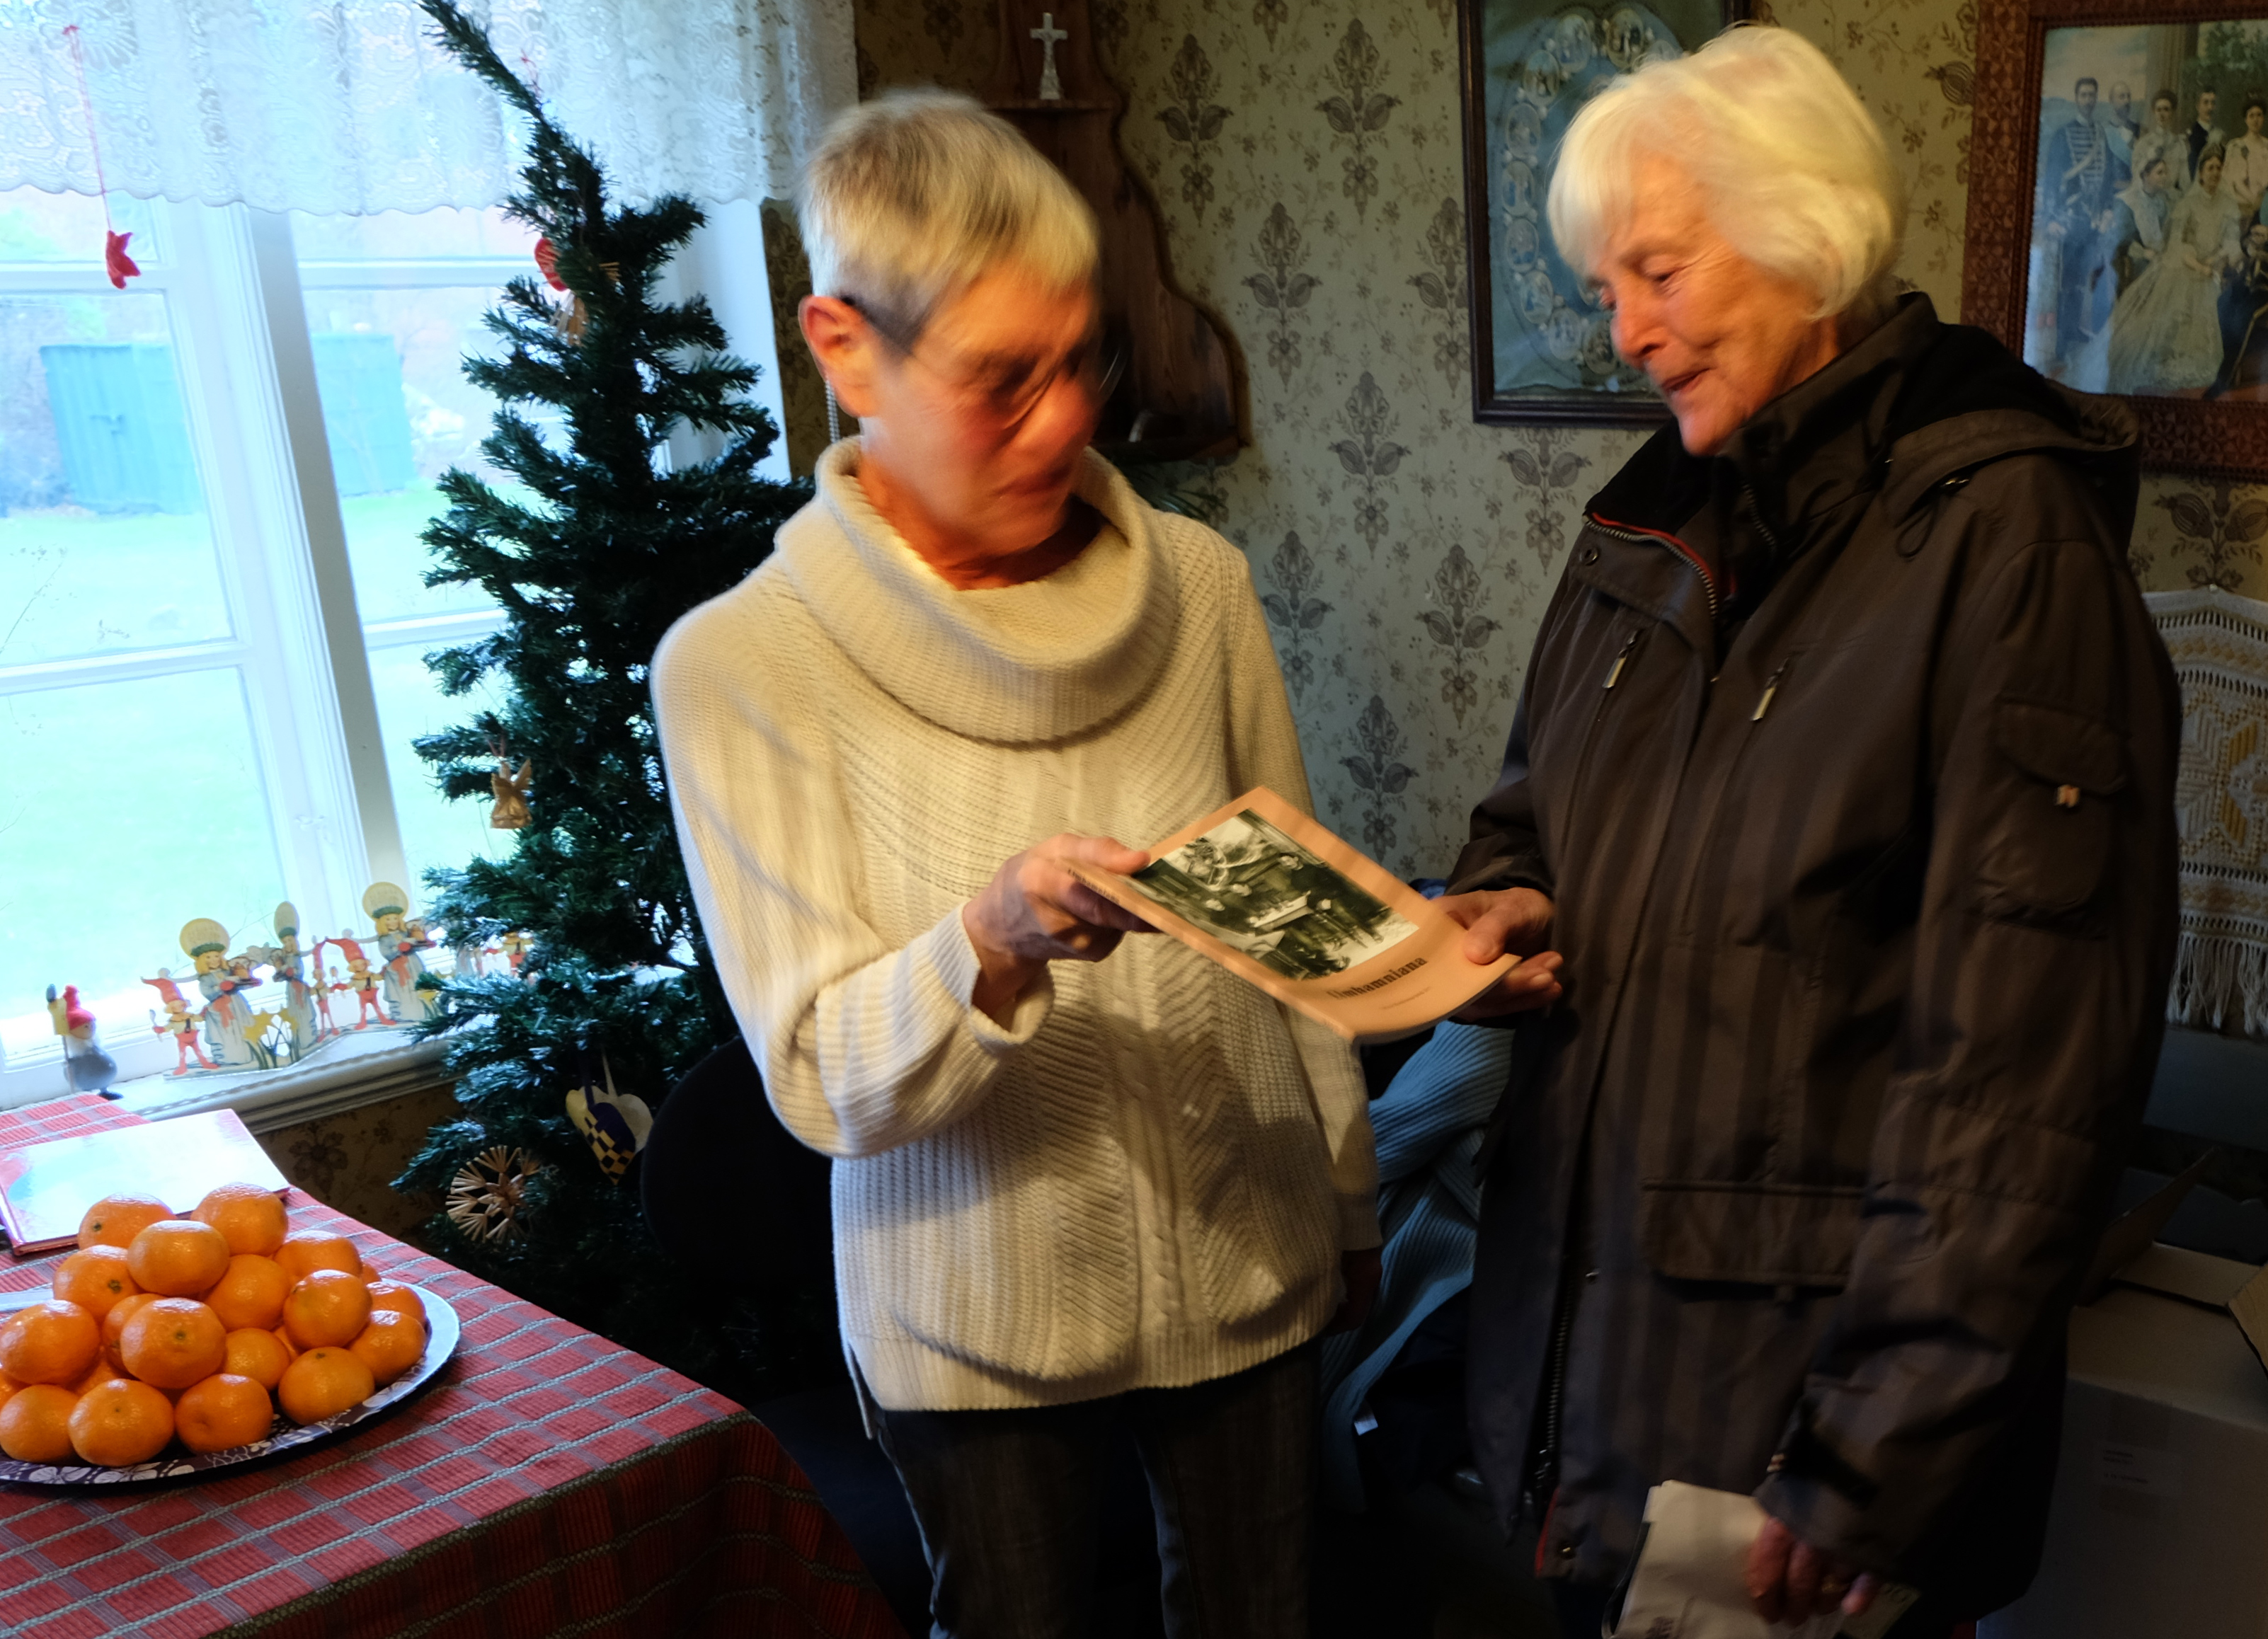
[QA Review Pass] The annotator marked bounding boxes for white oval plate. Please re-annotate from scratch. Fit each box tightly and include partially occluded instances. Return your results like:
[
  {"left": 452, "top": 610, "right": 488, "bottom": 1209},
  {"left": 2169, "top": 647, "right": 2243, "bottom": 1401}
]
[{"left": 0, "top": 1286, "right": 459, "bottom": 1486}]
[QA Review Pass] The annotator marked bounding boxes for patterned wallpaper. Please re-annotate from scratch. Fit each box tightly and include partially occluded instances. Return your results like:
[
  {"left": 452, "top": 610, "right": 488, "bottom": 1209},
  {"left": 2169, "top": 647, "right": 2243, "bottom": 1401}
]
[
  {"left": 254, "top": 1084, "right": 457, "bottom": 1246},
  {"left": 847, "top": 0, "right": 2262, "bottom": 880}
]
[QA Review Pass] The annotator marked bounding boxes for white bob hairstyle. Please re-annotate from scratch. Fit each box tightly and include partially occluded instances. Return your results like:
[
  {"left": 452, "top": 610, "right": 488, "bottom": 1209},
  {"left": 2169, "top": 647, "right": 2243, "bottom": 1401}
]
[
  {"left": 1549, "top": 25, "right": 1908, "bottom": 324},
  {"left": 798, "top": 88, "right": 1099, "bottom": 340}
]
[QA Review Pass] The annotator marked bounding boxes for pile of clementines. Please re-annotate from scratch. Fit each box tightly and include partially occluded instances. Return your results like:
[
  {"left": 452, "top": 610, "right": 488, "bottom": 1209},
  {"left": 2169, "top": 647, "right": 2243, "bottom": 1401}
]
[{"left": 0, "top": 1186, "right": 428, "bottom": 1468}]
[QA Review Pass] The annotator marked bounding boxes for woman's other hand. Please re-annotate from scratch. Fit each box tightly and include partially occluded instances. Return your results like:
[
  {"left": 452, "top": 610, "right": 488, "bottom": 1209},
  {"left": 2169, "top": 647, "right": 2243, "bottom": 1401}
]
[
  {"left": 1438, "top": 887, "right": 1565, "bottom": 1019},
  {"left": 1746, "top": 1515, "right": 1878, "bottom": 1624},
  {"left": 963, "top": 834, "right": 1155, "bottom": 1023}
]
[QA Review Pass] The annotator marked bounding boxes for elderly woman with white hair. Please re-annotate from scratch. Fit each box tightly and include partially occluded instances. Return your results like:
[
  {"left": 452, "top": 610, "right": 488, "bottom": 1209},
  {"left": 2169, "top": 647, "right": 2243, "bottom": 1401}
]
[
  {"left": 1441, "top": 26, "right": 2178, "bottom": 1638},
  {"left": 652, "top": 91, "right": 1392, "bottom": 1638}
]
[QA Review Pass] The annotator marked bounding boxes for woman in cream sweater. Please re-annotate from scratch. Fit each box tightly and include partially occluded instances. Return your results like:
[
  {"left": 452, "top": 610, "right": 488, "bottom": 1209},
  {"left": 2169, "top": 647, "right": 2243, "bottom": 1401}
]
[{"left": 654, "top": 93, "right": 1447, "bottom": 1639}]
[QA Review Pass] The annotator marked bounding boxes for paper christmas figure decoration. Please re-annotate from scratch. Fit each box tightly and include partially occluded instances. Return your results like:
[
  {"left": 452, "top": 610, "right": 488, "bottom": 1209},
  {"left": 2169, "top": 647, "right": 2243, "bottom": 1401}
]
[
  {"left": 563, "top": 1054, "right": 653, "bottom": 1183},
  {"left": 268, "top": 902, "right": 320, "bottom": 1058},
  {"left": 46, "top": 984, "right": 119, "bottom": 1097},
  {"left": 319, "top": 932, "right": 386, "bottom": 1029},
  {"left": 363, "top": 883, "right": 435, "bottom": 1024},
  {"left": 143, "top": 969, "right": 217, "bottom": 1074},
  {"left": 181, "top": 917, "right": 261, "bottom": 1069}
]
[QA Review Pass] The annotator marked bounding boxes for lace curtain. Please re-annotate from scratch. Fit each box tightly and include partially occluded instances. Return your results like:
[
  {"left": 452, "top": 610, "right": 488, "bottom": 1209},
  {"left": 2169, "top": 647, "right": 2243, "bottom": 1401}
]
[{"left": 0, "top": 0, "right": 856, "bottom": 212}]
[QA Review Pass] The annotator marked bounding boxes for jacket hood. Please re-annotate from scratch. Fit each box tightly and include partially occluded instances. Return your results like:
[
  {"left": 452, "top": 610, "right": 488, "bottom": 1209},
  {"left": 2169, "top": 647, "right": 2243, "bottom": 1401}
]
[{"left": 1586, "top": 294, "right": 2140, "bottom": 549}]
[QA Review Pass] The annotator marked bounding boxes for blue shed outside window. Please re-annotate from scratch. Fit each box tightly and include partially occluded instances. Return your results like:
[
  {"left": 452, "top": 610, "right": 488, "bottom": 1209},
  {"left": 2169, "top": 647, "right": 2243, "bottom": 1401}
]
[{"left": 38, "top": 333, "right": 415, "bottom": 513}]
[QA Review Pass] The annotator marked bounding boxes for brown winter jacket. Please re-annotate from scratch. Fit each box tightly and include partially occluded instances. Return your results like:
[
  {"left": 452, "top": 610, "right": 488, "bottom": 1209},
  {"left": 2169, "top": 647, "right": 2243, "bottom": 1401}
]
[{"left": 1450, "top": 293, "right": 2180, "bottom": 1614}]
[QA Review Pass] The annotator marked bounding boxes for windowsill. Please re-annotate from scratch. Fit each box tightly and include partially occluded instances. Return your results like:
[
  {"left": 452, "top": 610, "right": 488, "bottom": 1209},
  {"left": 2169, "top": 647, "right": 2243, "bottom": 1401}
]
[{"left": 110, "top": 1028, "right": 457, "bottom": 1136}]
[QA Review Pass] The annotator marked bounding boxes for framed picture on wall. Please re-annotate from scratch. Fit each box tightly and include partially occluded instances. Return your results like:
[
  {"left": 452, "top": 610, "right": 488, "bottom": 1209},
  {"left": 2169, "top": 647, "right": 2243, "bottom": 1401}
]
[
  {"left": 1969, "top": 0, "right": 2268, "bottom": 476},
  {"left": 1455, "top": 0, "right": 1744, "bottom": 426}
]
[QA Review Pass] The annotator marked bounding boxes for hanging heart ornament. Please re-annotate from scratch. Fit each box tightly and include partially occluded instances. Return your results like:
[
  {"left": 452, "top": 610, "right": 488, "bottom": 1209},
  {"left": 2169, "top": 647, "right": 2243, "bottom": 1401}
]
[{"left": 564, "top": 1054, "right": 652, "bottom": 1183}]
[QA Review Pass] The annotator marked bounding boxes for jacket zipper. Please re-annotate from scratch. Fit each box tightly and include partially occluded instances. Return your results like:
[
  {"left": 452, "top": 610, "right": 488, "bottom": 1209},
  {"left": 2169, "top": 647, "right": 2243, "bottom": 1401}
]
[
  {"left": 1678, "top": 654, "right": 1797, "bottom": 933},
  {"left": 1588, "top": 513, "right": 1722, "bottom": 623},
  {"left": 1525, "top": 1275, "right": 1577, "bottom": 1523},
  {"left": 1602, "top": 628, "right": 1639, "bottom": 689}
]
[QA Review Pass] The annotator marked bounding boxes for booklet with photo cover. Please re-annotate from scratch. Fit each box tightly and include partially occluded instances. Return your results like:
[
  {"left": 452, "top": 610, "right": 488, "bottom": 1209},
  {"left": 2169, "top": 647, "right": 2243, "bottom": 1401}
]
[
  {"left": 0, "top": 1108, "right": 289, "bottom": 1256},
  {"left": 1063, "top": 786, "right": 1521, "bottom": 1041}
]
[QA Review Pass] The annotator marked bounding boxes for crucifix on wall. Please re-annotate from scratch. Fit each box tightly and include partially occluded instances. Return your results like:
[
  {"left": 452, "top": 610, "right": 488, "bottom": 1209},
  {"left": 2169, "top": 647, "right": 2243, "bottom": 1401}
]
[{"left": 1030, "top": 12, "right": 1066, "bottom": 100}]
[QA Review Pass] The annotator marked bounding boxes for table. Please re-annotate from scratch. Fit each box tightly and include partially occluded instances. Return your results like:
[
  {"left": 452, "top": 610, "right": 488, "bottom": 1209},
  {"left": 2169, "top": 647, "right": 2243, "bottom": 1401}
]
[{"left": 0, "top": 1095, "right": 907, "bottom": 1639}]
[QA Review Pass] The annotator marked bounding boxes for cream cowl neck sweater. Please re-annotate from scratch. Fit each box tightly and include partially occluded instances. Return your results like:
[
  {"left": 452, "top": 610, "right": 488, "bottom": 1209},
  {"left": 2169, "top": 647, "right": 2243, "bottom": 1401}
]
[{"left": 653, "top": 440, "right": 1381, "bottom": 1411}]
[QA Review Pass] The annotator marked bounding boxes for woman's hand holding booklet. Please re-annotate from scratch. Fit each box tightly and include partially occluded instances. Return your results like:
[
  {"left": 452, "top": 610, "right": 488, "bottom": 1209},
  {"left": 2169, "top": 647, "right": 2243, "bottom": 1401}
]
[{"left": 1062, "top": 787, "right": 1553, "bottom": 1040}]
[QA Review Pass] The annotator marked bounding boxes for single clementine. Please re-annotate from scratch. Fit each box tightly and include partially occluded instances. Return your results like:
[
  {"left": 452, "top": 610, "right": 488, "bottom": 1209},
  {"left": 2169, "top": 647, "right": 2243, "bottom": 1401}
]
[
  {"left": 272, "top": 1324, "right": 299, "bottom": 1360},
  {"left": 348, "top": 1310, "right": 426, "bottom": 1386},
  {"left": 365, "top": 1282, "right": 427, "bottom": 1328},
  {"left": 0, "top": 1383, "right": 77, "bottom": 1461},
  {"left": 69, "top": 1357, "right": 122, "bottom": 1396},
  {"left": 127, "top": 1219, "right": 231, "bottom": 1297},
  {"left": 101, "top": 1292, "right": 159, "bottom": 1375},
  {"left": 282, "top": 1270, "right": 372, "bottom": 1350},
  {"left": 221, "top": 1328, "right": 292, "bottom": 1389},
  {"left": 274, "top": 1230, "right": 360, "bottom": 1284},
  {"left": 174, "top": 1373, "right": 273, "bottom": 1454},
  {"left": 77, "top": 1192, "right": 172, "bottom": 1251},
  {"left": 277, "top": 1347, "right": 374, "bottom": 1425},
  {"left": 190, "top": 1184, "right": 290, "bottom": 1258},
  {"left": 206, "top": 1255, "right": 290, "bottom": 1332},
  {"left": 0, "top": 1300, "right": 99, "bottom": 1386},
  {"left": 51, "top": 1245, "right": 141, "bottom": 1321},
  {"left": 69, "top": 1377, "right": 173, "bottom": 1465},
  {"left": 119, "top": 1299, "right": 227, "bottom": 1391}
]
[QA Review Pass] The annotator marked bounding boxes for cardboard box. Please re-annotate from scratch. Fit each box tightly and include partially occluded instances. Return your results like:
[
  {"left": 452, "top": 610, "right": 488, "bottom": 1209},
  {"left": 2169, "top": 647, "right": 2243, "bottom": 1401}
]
[{"left": 1982, "top": 1246, "right": 2268, "bottom": 1639}]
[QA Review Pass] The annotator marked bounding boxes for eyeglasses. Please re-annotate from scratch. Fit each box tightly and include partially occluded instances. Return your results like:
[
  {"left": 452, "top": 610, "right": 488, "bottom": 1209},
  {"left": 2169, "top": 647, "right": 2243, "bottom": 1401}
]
[{"left": 842, "top": 295, "right": 1127, "bottom": 432}]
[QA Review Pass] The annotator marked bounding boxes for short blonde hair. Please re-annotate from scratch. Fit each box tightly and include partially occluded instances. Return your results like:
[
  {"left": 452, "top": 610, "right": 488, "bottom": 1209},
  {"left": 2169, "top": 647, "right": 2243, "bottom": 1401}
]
[
  {"left": 1547, "top": 25, "right": 1906, "bottom": 323},
  {"left": 798, "top": 89, "right": 1099, "bottom": 339}
]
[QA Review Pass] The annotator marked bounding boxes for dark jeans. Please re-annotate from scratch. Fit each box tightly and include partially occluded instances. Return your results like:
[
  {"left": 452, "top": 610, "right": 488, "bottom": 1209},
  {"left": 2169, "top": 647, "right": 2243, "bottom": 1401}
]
[{"left": 873, "top": 1343, "right": 1318, "bottom": 1639}]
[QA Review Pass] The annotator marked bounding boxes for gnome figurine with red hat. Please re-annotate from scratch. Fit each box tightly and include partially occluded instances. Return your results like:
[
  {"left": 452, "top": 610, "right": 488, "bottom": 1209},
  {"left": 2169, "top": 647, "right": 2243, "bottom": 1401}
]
[{"left": 47, "top": 982, "right": 120, "bottom": 1097}]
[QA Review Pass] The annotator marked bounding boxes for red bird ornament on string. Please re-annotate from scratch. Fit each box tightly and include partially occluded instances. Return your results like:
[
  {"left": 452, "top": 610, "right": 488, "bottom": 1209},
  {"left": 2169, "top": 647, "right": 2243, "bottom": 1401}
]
[{"left": 104, "top": 229, "right": 139, "bottom": 289}]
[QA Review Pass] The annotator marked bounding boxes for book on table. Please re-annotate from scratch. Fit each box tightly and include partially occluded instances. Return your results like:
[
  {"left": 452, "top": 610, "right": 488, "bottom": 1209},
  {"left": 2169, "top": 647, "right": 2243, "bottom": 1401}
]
[
  {"left": 0, "top": 1108, "right": 289, "bottom": 1257},
  {"left": 1064, "top": 786, "right": 1522, "bottom": 1042}
]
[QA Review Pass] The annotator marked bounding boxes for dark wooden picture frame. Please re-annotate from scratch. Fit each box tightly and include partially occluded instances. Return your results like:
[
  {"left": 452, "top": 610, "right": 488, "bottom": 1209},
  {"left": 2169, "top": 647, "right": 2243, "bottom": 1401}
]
[
  {"left": 1967, "top": 0, "right": 2268, "bottom": 477},
  {"left": 1455, "top": 0, "right": 1743, "bottom": 427}
]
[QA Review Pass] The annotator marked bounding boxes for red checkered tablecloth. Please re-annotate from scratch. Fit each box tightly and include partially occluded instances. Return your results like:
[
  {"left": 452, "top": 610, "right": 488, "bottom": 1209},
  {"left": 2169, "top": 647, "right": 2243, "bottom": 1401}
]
[{"left": 0, "top": 1096, "right": 907, "bottom": 1639}]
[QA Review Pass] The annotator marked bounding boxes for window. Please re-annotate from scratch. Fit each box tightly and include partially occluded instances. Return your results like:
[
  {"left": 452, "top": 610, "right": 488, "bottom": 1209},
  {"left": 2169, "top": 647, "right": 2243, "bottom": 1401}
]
[{"left": 0, "top": 192, "right": 786, "bottom": 1100}]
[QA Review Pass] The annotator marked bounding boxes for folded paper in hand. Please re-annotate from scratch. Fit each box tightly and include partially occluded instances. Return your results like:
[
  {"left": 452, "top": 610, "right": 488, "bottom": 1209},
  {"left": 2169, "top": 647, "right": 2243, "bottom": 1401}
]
[
  {"left": 1609, "top": 1482, "right": 1918, "bottom": 1639},
  {"left": 1064, "top": 787, "right": 1518, "bottom": 1040}
]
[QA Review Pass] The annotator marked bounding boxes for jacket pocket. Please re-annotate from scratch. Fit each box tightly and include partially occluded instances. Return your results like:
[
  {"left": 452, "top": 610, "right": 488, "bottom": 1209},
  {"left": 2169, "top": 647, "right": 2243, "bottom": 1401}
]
[
  {"left": 1637, "top": 1178, "right": 1862, "bottom": 1287},
  {"left": 1975, "top": 696, "right": 2125, "bottom": 926}
]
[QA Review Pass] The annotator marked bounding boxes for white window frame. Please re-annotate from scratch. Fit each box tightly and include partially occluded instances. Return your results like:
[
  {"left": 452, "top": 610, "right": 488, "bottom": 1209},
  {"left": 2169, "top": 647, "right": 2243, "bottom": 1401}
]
[{"left": 0, "top": 193, "right": 791, "bottom": 1106}]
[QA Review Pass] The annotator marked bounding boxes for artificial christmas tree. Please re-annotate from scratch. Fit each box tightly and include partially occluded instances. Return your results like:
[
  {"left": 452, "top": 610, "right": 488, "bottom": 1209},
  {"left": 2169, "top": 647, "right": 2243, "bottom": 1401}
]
[{"left": 395, "top": 0, "right": 823, "bottom": 1394}]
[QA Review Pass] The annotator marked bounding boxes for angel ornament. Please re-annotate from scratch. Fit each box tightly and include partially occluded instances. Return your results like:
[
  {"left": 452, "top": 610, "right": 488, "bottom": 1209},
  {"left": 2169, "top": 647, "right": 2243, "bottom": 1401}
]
[{"left": 490, "top": 757, "right": 532, "bottom": 830}]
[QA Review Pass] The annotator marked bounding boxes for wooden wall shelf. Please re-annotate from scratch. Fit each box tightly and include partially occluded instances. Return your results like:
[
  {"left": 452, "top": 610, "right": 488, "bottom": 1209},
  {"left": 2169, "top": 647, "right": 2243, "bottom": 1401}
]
[{"left": 983, "top": 0, "right": 1245, "bottom": 464}]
